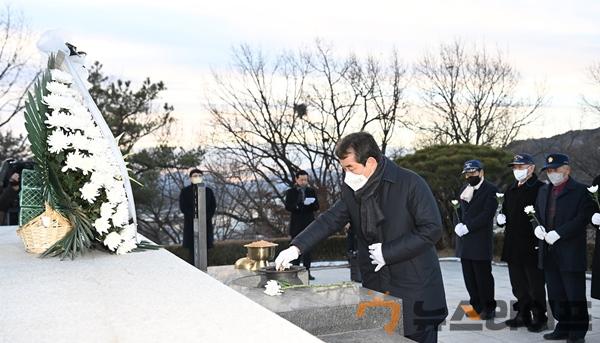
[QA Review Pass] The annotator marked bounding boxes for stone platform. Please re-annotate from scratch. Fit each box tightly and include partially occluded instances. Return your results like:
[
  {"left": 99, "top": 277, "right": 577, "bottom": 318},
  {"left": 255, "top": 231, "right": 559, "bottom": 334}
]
[{"left": 209, "top": 265, "right": 414, "bottom": 342}]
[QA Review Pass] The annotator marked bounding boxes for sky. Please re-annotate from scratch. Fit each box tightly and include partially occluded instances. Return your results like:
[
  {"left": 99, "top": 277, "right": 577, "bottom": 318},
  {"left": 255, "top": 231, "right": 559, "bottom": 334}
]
[{"left": 11, "top": 0, "right": 600, "bottom": 149}]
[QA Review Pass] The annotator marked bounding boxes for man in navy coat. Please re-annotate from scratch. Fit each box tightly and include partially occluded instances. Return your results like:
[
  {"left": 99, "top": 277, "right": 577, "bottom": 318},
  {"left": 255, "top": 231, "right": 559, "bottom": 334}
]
[{"left": 533, "top": 154, "right": 595, "bottom": 343}]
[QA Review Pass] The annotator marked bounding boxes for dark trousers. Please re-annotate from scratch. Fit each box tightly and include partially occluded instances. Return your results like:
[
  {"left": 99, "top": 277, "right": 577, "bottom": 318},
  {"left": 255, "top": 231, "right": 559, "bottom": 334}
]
[
  {"left": 405, "top": 325, "right": 438, "bottom": 343},
  {"left": 291, "top": 251, "right": 312, "bottom": 270},
  {"left": 544, "top": 257, "right": 589, "bottom": 339},
  {"left": 507, "top": 262, "right": 547, "bottom": 315},
  {"left": 460, "top": 259, "right": 496, "bottom": 313}
]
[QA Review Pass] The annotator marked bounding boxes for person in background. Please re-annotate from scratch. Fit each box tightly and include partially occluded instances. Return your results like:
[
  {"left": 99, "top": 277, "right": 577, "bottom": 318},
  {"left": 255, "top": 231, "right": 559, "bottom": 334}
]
[
  {"left": 496, "top": 154, "right": 547, "bottom": 331},
  {"left": 275, "top": 132, "right": 447, "bottom": 343},
  {"left": 533, "top": 154, "right": 594, "bottom": 343},
  {"left": 0, "top": 172, "right": 20, "bottom": 225},
  {"left": 455, "top": 159, "right": 498, "bottom": 320},
  {"left": 284, "top": 170, "right": 320, "bottom": 280},
  {"left": 179, "top": 169, "right": 216, "bottom": 265},
  {"left": 589, "top": 174, "right": 600, "bottom": 301}
]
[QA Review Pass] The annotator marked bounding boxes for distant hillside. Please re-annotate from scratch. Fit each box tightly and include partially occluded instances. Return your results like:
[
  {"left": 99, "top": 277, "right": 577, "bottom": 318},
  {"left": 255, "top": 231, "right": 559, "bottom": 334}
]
[{"left": 507, "top": 127, "right": 600, "bottom": 184}]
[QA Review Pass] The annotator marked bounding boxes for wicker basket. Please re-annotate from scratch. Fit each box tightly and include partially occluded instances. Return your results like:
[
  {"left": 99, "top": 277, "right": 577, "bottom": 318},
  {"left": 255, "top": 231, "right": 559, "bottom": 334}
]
[{"left": 16, "top": 204, "right": 73, "bottom": 254}]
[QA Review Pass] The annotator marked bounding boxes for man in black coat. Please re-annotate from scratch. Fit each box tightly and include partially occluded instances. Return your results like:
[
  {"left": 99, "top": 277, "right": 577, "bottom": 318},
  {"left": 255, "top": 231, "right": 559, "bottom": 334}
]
[
  {"left": 589, "top": 175, "right": 600, "bottom": 300},
  {"left": 275, "top": 132, "right": 447, "bottom": 343},
  {"left": 533, "top": 154, "right": 595, "bottom": 342},
  {"left": 284, "top": 170, "right": 320, "bottom": 279},
  {"left": 179, "top": 169, "right": 216, "bottom": 264},
  {"left": 496, "top": 154, "right": 547, "bottom": 331},
  {"left": 455, "top": 159, "right": 498, "bottom": 320}
]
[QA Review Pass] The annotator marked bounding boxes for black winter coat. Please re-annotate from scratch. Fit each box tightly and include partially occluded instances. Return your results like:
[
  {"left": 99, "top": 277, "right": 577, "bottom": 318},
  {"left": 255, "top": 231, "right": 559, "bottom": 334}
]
[
  {"left": 456, "top": 180, "right": 498, "bottom": 260},
  {"left": 291, "top": 158, "right": 448, "bottom": 336},
  {"left": 500, "top": 174, "right": 545, "bottom": 265},
  {"left": 589, "top": 175, "right": 600, "bottom": 299},
  {"left": 284, "top": 186, "right": 320, "bottom": 237},
  {"left": 534, "top": 177, "right": 595, "bottom": 272},
  {"left": 179, "top": 184, "right": 216, "bottom": 250}
]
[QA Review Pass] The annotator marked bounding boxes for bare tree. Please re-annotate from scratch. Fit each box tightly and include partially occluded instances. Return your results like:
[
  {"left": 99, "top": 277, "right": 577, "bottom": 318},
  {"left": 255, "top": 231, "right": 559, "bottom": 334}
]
[
  {"left": 414, "top": 40, "right": 544, "bottom": 147},
  {"left": 206, "top": 41, "right": 409, "bottom": 238},
  {"left": 583, "top": 61, "right": 600, "bottom": 119}
]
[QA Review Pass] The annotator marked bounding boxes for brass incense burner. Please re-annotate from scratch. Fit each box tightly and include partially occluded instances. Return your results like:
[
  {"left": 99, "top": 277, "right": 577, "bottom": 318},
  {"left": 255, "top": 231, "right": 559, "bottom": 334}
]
[{"left": 234, "top": 240, "right": 278, "bottom": 271}]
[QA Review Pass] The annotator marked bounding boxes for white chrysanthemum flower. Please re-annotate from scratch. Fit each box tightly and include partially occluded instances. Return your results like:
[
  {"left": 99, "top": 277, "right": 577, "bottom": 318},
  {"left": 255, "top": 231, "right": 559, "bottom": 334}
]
[
  {"left": 43, "top": 94, "right": 76, "bottom": 111},
  {"left": 111, "top": 201, "right": 129, "bottom": 227},
  {"left": 62, "top": 151, "right": 84, "bottom": 172},
  {"left": 44, "top": 112, "right": 70, "bottom": 129},
  {"left": 106, "top": 181, "right": 127, "bottom": 205},
  {"left": 589, "top": 185, "right": 599, "bottom": 193},
  {"left": 496, "top": 193, "right": 504, "bottom": 198},
  {"left": 104, "top": 231, "right": 122, "bottom": 251},
  {"left": 50, "top": 69, "right": 73, "bottom": 84},
  {"left": 46, "top": 81, "right": 76, "bottom": 97},
  {"left": 100, "top": 202, "right": 115, "bottom": 219},
  {"left": 120, "top": 223, "right": 137, "bottom": 241},
  {"left": 524, "top": 205, "right": 535, "bottom": 215},
  {"left": 93, "top": 216, "right": 111, "bottom": 235},
  {"left": 80, "top": 182, "right": 100, "bottom": 203},
  {"left": 264, "top": 280, "right": 283, "bottom": 296},
  {"left": 47, "top": 130, "right": 70, "bottom": 154},
  {"left": 451, "top": 200, "right": 459, "bottom": 206},
  {"left": 77, "top": 155, "right": 96, "bottom": 175},
  {"left": 69, "top": 132, "right": 91, "bottom": 151},
  {"left": 116, "top": 238, "right": 137, "bottom": 255}
]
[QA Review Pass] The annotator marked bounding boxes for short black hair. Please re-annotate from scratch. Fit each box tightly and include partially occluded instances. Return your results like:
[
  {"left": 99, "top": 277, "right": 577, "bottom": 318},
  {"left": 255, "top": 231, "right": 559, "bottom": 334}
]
[
  {"left": 189, "top": 168, "right": 203, "bottom": 177},
  {"left": 334, "top": 132, "right": 382, "bottom": 164},
  {"left": 295, "top": 170, "right": 308, "bottom": 178}
]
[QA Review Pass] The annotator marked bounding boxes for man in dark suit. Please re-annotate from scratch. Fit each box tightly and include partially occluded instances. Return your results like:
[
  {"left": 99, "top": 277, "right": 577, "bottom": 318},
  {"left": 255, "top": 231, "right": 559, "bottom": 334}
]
[
  {"left": 275, "top": 132, "right": 447, "bottom": 343},
  {"left": 533, "top": 154, "right": 595, "bottom": 343},
  {"left": 179, "top": 169, "right": 217, "bottom": 265},
  {"left": 497, "top": 154, "right": 547, "bottom": 331},
  {"left": 284, "top": 170, "right": 320, "bottom": 279},
  {"left": 455, "top": 159, "right": 498, "bottom": 320},
  {"left": 589, "top": 175, "right": 600, "bottom": 300}
]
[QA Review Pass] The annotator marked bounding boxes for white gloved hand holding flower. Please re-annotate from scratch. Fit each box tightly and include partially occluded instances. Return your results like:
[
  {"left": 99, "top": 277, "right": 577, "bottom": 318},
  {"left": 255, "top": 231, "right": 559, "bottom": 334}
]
[
  {"left": 496, "top": 214, "right": 506, "bottom": 226},
  {"left": 368, "top": 243, "right": 386, "bottom": 272},
  {"left": 545, "top": 231, "right": 560, "bottom": 245},
  {"left": 592, "top": 213, "right": 600, "bottom": 226},
  {"left": 275, "top": 246, "right": 300, "bottom": 271},
  {"left": 534, "top": 225, "right": 547, "bottom": 240}
]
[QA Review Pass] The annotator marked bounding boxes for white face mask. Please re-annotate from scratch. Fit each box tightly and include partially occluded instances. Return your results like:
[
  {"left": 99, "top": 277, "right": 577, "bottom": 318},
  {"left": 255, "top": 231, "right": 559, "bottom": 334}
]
[
  {"left": 513, "top": 169, "right": 529, "bottom": 182},
  {"left": 344, "top": 170, "right": 368, "bottom": 191},
  {"left": 547, "top": 172, "right": 565, "bottom": 186},
  {"left": 191, "top": 176, "right": 203, "bottom": 184}
]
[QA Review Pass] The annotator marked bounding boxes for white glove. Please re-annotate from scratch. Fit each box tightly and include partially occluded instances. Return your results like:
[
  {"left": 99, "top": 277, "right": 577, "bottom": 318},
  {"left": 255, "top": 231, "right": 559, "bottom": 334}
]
[
  {"left": 545, "top": 231, "right": 560, "bottom": 245},
  {"left": 274, "top": 246, "right": 300, "bottom": 271},
  {"left": 368, "top": 243, "right": 386, "bottom": 272},
  {"left": 303, "top": 197, "right": 316, "bottom": 205},
  {"left": 592, "top": 213, "right": 600, "bottom": 226},
  {"left": 534, "top": 226, "right": 547, "bottom": 240},
  {"left": 496, "top": 214, "right": 506, "bottom": 226}
]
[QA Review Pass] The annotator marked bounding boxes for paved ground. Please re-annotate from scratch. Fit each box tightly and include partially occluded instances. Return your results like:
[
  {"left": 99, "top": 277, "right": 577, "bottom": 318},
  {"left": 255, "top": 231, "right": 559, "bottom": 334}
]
[{"left": 309, "top": 260, "right": 600, "bottom": 342}]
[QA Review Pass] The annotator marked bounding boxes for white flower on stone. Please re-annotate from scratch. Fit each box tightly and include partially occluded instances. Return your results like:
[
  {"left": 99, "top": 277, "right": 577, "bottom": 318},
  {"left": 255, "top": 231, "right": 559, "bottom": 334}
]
[
  {"left": 47, "top": 130, "right": 70, "bottom": 154},
  {"left": 80, "top": 181, "right": 100, "bottom": 203},
  {"left": 524, "top": 205, "right": 535, "bottom": 215},
  {"left": 496, "top": 193, "right": 504, "bottom": 198},
  {"left": 93, "top": 216, "right": 111, "bottom": 235},
  {"left": 264, "top": 280, "right": 283, "bottom": 296},
  {"left": 589, "top": 185, "right": 599, "bottom": 194},
  {"left": 50, "top": 69, "right": 73, "bottom": 84},
  {"left": 103, "top": 231, "right": 122, "bottom": 251},
  {"left": 116, "top": 238, "right": 137, "bottom": 255}
]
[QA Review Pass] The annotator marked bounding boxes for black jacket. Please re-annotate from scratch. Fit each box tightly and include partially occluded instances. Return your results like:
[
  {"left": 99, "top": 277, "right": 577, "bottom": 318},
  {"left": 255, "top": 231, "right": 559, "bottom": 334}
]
[
  {"left": 534, "top": 177, "right": 595, "bottom": 272},
  {"left": 456, "top": 180, "right": 499, "bottom": 260},
  {"left": 179, "top": 184, "right": 216, "bottom": 250},
  {"left": 284, "top": 186, "right": 319, "bottom": 237},
  {"left": 590, "top": 175, "right": 600, "bottom": 299},
  {"left": 500, "top": 174, "right": 545, "bottom": 265},
  {"left": 291, "top": 158, "right": 448, "bottom": 336}
]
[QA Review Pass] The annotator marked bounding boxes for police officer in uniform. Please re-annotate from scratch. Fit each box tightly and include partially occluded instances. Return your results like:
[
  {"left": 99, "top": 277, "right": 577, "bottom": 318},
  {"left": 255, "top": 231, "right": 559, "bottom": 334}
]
[
  {"left": 455, "top": 160, "right": 498, "bottom": 319},
  {"left": 497, "top": 154, "right": 547, "bottom": 331},
  {"left": 533, "top": 154, "right": 594, "bottom": 343}
]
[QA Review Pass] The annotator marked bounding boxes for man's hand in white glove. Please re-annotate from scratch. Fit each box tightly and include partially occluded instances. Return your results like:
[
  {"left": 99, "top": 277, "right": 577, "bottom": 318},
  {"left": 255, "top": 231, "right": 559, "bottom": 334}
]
[
  {"left": 275, "top": 246, "right": 300, "bottom": 271},
  {"left": 545, "top": 231, "right": 560, "bottom": 245},
  {"left": 303, "top": 197, "right": 316, "bottom": 205},
  {"left": 454, "top": 223, "right": 468, "bottom": 237},
  {"left": 368, "top": 243, "right": 386, "bottom": 272},
  {"left": 592, "top": 213, "right": 600, "bottom": 226},
  {"left": 534, "top": 226, "right": 547, "bottom": 240},
  {"left": 496, "top": 214, "right": 506, "bottom": 226}
]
